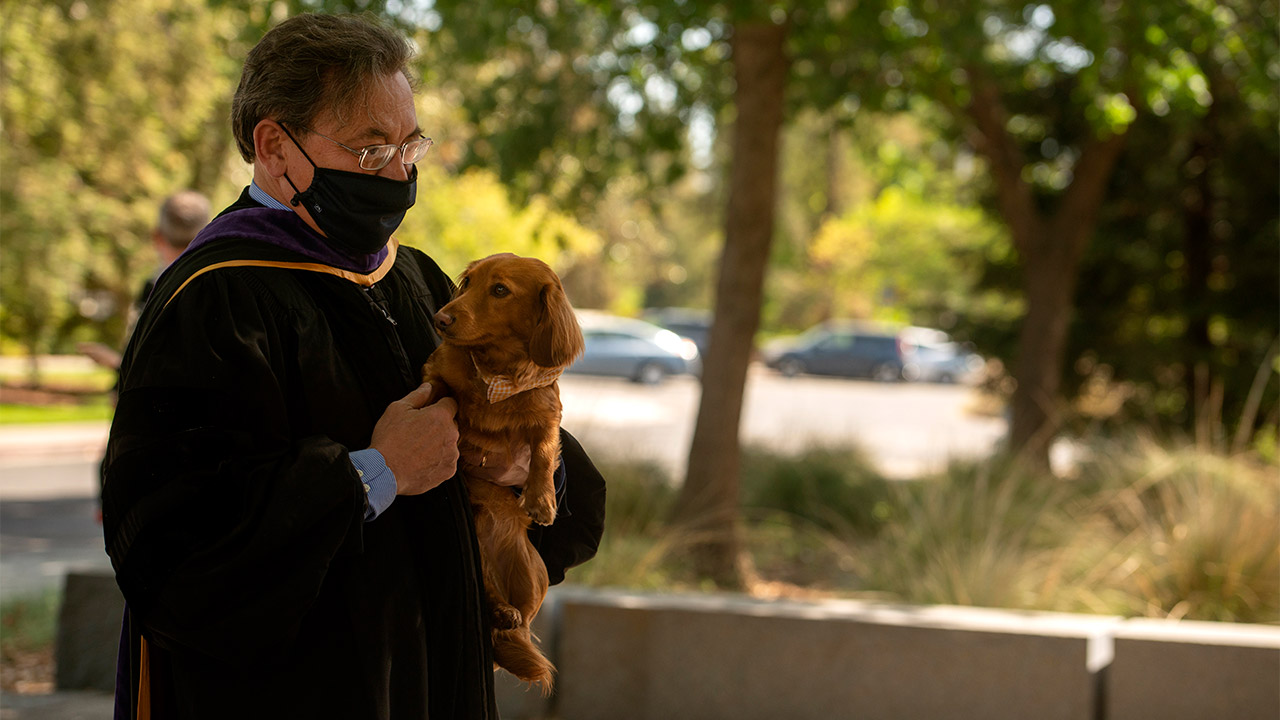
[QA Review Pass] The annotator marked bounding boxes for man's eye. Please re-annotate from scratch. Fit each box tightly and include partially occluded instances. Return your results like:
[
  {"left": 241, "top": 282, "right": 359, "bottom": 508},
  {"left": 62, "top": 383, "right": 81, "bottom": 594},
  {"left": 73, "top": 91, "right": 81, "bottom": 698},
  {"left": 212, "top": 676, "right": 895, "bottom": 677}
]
[{"left": 492, "top": 284, "right": 509, "bottom": 298}]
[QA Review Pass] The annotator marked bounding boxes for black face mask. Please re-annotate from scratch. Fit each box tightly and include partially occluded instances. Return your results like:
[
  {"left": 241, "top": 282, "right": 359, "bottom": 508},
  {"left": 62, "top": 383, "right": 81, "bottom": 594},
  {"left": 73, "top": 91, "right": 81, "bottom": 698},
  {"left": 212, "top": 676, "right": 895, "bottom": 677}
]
[{"left": 281, "top": 127, "right": 417, "bottom": 256}]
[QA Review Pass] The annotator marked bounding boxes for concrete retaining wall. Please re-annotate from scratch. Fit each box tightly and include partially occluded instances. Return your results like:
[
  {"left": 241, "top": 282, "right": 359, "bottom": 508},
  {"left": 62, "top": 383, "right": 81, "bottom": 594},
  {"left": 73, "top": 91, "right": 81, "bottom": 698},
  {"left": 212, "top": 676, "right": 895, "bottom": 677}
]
[
  {"left": 544, "top": 590, "right": 1115, "bottom": 720},
  {"left": 1107, "top": 618, "right": 1280, "bottom": 720},
  {"left": 501, "top": 589, "right": 1280, "bottom": 720},
  {"left": 57, "top": 574, "right": 1280, "bottom": 719},
  {"left": 54, "top": 572, "right": 124, "bottom": 693}
]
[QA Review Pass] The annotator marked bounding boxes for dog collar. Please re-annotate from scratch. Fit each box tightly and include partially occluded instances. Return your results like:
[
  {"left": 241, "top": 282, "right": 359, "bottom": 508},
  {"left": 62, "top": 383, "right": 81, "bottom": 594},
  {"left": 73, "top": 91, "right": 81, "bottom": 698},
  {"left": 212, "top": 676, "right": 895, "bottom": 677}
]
[{"left": 471, "top": 354, "right": 566, "bottom": 403}]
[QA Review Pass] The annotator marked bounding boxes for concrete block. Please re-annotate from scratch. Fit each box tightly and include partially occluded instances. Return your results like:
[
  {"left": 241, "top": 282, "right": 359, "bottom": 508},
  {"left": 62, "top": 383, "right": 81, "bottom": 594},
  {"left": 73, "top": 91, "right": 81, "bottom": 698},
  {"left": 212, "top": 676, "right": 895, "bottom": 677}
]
[
  {"left": 54, "top": 571, "right": 125, "bottom": 692},
  {"left": 1108, "top": 618, "right": 1280, "bottom": 720},
  {"left": 554, "top": 589, "right": 1117, "bottom": 720}
]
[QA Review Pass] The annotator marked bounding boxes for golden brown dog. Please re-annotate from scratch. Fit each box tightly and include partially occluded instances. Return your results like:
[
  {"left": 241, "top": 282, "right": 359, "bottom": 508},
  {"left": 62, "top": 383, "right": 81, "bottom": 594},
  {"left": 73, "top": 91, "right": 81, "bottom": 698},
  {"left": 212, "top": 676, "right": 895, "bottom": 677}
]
[{"left": 420, "top": 253, "right": 584, "bottom": 691}]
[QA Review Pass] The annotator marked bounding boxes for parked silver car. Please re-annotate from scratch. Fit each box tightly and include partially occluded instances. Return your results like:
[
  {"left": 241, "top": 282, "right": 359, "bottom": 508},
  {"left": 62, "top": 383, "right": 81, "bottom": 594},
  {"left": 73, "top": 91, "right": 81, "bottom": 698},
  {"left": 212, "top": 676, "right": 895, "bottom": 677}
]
[
  {"left": 899, "top": 328, "right": 986, "bottom": 384},
  {"left": 567, "top": 310, "right": 701, "bottom": 384}
]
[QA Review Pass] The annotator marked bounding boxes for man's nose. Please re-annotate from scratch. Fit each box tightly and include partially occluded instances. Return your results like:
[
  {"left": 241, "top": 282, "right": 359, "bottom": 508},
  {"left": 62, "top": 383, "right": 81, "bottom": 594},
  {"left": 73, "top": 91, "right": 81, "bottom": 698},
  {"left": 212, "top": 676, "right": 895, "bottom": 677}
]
[{"left": 380, "top": 160, "right": 411, "bottom": 181}]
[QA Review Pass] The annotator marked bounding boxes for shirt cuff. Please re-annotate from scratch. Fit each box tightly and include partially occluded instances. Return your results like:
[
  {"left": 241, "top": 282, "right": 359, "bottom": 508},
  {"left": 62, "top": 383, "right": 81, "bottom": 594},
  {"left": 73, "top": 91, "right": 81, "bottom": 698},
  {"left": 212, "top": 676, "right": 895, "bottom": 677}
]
[{"left": 351, "top": 449, "right": 397, "bottom": 521}]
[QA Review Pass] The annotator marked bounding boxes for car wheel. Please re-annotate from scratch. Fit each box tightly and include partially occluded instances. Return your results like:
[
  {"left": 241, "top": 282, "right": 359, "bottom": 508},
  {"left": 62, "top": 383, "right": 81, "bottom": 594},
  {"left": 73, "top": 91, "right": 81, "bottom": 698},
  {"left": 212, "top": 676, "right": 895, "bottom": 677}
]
[
  {"left": 634, "top": 362, "right": 666, "bottom": 385},
  {"left": 871, "top": 363, "right": 900, "bottom": 382},
  {"left": 778, "top": 358, "right": 804, "bottom": 378}
]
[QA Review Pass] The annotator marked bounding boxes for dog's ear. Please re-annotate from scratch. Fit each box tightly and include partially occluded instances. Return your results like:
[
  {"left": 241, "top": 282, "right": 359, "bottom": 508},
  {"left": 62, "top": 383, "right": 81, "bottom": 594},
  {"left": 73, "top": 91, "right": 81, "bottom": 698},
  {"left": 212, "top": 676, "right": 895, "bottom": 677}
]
[
  {"left": 450, "top": 260, "right": 481, "bottom": 299},
  {"left": 530, "top": 278, "right": 584, "bottom": 368}
]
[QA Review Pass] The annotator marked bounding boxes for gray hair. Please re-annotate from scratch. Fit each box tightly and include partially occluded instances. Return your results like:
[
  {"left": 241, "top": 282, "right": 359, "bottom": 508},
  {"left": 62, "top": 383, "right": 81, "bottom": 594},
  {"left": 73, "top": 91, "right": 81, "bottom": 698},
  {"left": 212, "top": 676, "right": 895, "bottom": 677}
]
[
  {"left": 156, "top": 190, "right": 212, "bottom": 249},
  {"left": 230, "top": 13, "right": 417, "bottom": 162}
]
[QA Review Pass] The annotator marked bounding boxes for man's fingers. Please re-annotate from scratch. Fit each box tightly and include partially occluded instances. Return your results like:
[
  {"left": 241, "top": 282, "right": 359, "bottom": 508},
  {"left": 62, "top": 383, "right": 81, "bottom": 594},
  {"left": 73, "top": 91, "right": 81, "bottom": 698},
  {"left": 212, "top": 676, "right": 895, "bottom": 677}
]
[
  {"left": 432, "top": 396, "right": 458, "bottom": 417},
  {"left": 400, "top": 382, "right": 435, "bottom": 409}
]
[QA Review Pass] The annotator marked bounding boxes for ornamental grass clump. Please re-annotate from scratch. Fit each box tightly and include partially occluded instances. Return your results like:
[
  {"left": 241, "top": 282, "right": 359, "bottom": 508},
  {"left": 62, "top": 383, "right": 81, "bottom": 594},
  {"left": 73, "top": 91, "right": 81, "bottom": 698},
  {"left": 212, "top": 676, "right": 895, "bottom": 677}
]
[
  {"left": 853, "top": 456, "right": 1075, "bottom": 609},
  {"left": 1061, "top": 437, "right": 1280, "bottom": 624}
]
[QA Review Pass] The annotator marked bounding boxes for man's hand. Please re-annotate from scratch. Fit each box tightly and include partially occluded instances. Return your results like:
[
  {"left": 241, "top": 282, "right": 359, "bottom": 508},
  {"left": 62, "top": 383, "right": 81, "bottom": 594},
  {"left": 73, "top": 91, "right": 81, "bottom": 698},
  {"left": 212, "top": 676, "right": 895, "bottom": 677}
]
[
  {"left": 370, "top": 382, "right": 459, "bottom": 495},
  {"left": 460, "top": 444, "right": 531, "bottom": 488}
]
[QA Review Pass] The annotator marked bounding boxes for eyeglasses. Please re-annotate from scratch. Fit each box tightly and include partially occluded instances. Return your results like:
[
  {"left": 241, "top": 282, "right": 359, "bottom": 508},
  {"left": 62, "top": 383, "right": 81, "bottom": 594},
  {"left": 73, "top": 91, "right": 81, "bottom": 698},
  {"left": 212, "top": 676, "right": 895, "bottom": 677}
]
[{"left": 308, "top": 129, "right": 433, "bottom": 171}]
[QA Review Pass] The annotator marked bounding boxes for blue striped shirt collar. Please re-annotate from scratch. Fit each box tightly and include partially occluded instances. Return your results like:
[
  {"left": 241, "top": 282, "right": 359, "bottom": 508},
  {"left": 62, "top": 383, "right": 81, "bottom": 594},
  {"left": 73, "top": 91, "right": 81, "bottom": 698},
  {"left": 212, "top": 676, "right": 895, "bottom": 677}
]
[{"left": 248, "top": 181, "right": 293, "bottom": 212}]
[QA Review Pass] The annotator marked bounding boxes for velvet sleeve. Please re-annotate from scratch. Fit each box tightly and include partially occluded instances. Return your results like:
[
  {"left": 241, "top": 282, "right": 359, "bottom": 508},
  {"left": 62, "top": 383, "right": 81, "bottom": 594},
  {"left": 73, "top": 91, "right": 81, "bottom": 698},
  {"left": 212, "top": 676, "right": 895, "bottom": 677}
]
[{"left": 102, "top": 268, "right": 367, "bottom": 667}]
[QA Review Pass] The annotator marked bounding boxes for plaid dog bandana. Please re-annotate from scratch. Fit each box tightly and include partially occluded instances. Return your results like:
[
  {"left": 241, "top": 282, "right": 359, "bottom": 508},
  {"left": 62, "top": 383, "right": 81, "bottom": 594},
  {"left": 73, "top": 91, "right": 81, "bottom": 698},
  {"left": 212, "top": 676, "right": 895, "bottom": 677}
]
[{"left": 473, "top": 359, "right": 565, "bottom": 403}]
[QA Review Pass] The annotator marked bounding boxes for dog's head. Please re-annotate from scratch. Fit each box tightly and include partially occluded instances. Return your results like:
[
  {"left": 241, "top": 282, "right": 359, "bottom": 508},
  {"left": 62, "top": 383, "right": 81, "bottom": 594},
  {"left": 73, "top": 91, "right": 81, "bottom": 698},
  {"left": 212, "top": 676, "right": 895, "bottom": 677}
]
[{"left": 434, "top": 253, "right": 585, "bottom": 368}]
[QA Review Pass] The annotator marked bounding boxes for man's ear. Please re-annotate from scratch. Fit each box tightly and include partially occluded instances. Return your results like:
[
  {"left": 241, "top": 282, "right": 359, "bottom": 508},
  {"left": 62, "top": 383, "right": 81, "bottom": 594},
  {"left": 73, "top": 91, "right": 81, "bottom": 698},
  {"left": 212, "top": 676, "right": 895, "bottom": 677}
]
[{"left": 253, "top": 120, "right": 290, "bottom": 178}]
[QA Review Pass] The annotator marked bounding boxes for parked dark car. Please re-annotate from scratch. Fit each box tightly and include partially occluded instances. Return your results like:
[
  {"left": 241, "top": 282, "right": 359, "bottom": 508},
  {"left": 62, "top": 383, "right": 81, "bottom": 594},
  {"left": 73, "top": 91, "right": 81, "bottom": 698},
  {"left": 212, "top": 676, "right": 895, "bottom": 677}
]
[
  {"left": 762, "top": 322, "right": 907, "bottom": 381},
  {"left": 567, "top": 310, "right": 701, "bottom": 384}
]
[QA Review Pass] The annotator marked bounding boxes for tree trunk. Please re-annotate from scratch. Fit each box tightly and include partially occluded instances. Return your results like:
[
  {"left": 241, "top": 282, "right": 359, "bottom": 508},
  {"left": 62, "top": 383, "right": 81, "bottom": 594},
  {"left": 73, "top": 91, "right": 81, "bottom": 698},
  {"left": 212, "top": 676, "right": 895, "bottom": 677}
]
[
  {"left": 1007, "top": 233, "right": 1080, "bottom": 461},
  {"left": 965, "top": 75, "right": 1128, "bottom": 467},
  {"left": 673, "top": 21, "right": 788, "bottom": 587}
]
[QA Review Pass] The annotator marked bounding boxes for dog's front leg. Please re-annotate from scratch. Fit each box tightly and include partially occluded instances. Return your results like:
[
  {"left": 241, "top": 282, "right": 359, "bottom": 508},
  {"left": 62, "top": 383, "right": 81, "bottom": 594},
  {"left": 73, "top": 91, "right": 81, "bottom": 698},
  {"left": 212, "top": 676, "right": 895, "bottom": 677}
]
[{"left": 519, "top": 429, "right": 559, "bottom": 525}]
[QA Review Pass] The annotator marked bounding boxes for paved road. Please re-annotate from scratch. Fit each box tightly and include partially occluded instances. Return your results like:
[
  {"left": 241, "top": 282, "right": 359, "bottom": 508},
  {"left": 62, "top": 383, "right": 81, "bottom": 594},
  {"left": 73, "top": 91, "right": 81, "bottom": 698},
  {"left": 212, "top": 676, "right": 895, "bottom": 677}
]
[
  {"left": 561, "top": 365, "right": 1005, "bottom": 481},
  {"left": 0, "top": 461, "right": 110, "bottom": 601}
]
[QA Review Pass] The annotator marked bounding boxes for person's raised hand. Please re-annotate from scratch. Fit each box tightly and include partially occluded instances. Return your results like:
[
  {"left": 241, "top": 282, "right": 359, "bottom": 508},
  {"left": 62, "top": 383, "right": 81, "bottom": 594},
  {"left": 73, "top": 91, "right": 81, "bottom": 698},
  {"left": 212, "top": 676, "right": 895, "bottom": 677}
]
[{"left": 370, "top": 382, "right": 459, "bottom": 495}]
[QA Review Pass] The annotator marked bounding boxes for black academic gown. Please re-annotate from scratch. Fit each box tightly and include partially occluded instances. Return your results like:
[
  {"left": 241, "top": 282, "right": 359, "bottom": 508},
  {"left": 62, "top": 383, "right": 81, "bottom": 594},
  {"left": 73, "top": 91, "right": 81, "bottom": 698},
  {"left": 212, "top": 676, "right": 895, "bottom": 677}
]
[{"left": 101, "top": 191, "right": 605, "bottom": 719}]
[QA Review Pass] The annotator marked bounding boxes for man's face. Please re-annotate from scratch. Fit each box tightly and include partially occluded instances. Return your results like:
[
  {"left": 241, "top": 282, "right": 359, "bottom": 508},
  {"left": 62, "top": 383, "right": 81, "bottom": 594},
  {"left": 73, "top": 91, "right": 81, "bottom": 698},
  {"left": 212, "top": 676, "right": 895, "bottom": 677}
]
[{"left": 285, "top": 70, "right": 421, "bottom": 189}]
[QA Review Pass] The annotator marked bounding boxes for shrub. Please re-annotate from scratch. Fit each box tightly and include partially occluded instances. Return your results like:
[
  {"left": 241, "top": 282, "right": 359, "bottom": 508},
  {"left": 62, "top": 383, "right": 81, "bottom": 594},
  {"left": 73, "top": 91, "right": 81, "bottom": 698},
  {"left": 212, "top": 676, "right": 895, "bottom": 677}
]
[
  {"left": 739, "top": 443, "right": 894, "bottom": 538},
  {"left": 1, "top": 588, "right": 60, "bottom": 656}
]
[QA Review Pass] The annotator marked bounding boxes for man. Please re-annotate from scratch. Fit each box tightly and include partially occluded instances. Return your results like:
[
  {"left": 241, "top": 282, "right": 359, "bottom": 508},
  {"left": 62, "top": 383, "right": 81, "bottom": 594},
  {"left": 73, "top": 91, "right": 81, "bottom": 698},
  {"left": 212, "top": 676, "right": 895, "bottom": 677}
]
[
  {"left": 102, "top": 13, "right": 605, "bottom": 720},
  {"left": 78, "top": 190, "right": 211, "bottom": 372}
]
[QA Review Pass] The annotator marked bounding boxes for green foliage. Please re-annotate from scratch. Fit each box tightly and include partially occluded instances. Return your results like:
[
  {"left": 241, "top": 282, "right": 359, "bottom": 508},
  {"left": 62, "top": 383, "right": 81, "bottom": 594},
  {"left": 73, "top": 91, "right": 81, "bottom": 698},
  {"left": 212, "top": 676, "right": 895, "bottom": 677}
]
[
  {"left": 397, "top": 165, "right": 602, "bottom": 285},
  {"left": 0, "top": 589, "right": 61, "bottom": 656},
  {"left": 0, "top": 401, "right": 113, "bottom": 425},
  {"left": 806, "top": 188, "right": 1008, "bottom": 328},
  {"left": 1062, "top": 27, "right": 1280, "bottom": 437},
  {"left": 765, "top": 109, "right": 1013, "bottom": 333},
  {"left": 0, "top": 0, "right": 247, "bottom": 365}
]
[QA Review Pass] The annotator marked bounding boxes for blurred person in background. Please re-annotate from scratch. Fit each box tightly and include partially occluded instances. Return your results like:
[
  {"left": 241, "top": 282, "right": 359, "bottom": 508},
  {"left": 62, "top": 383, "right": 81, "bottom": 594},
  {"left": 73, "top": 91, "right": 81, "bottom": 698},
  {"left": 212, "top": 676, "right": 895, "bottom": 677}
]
[
  {"left": 100, "top": 13, "right": 604, "bottom": 720},
  {"left": 78, "top": 190, "right": 212, "bottom": 372}
]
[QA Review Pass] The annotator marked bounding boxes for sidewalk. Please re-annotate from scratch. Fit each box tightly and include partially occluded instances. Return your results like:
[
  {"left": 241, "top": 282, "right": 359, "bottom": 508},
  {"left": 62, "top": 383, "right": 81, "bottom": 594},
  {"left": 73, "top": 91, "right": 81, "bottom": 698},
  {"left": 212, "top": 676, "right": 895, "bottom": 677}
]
[
  {"left": 0, "top": 690, "right": 114, "bottom": 720},
  {"left": 0, "top": 422, "right": 109, "bottom": 466}
]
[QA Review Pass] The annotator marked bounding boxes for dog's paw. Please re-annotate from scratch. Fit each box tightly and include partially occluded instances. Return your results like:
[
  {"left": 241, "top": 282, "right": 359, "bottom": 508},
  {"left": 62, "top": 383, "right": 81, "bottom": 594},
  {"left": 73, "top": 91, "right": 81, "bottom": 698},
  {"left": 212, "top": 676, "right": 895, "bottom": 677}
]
[
  {"left": 491, "top": 602, "right": 523, "bottom": 630},
  {"left": 520, "top": 490, "right": 558, "bottom": 526}
]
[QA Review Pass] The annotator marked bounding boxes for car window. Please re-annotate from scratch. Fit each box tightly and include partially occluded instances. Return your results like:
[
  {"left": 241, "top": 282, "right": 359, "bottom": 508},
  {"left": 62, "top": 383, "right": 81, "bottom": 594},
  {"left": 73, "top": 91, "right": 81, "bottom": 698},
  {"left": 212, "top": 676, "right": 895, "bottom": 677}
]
[
  {"left": 815, "top": 333, "right": 854, "bottom": 351},
  {"left": 857, "top": 336, "right": 897, "bottom": 354}
]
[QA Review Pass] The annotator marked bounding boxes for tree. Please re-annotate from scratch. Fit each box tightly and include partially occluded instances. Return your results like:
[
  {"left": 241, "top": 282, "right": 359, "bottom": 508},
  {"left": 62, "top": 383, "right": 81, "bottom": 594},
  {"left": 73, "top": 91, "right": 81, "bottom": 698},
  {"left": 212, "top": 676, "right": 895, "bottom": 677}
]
[
  {"left": 0, "top": 0, "right": 249, "bottom": 377},
  {"left": 851, "top": 0, "right": 1278, "bottom": 465},
  {"left": 673, "top": 20, "right": 789, "bottom": 585},
  {"left": 1066, "top": 2, "right": 1279, "bottom": 446}
]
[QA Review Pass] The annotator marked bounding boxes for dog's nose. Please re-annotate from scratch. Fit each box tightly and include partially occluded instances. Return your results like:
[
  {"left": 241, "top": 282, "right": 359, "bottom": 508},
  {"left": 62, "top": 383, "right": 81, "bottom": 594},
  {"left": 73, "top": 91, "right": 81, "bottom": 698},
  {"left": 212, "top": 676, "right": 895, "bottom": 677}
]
[{"left": 434, "top": 311, "right": 454, "bottom": 331}]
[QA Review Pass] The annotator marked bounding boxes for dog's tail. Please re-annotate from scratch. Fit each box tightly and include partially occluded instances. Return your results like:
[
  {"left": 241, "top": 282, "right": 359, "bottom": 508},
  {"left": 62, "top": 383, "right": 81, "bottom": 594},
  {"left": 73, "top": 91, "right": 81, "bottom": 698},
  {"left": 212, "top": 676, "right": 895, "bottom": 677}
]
[{"left": 493, "top": 627, "right": 555, "bottom": 695}]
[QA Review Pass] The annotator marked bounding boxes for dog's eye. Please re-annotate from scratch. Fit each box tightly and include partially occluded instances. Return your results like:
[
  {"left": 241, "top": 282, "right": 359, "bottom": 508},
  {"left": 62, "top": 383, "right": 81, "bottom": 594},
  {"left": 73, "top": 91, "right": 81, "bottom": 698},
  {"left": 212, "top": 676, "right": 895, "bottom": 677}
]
[
  {"left": 491, "top": 283, "right": 510, "bottom": 298},
  {"left": 459, "top": 277, "right": 470, "bottom": 290}
]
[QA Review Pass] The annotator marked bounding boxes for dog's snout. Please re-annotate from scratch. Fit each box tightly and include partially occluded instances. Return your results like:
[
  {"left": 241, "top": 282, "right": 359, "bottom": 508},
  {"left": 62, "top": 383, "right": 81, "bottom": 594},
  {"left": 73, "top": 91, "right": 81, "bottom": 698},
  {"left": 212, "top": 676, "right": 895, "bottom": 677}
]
[{"left": 434, "top": 311, "right": 454, "bottom": 331}]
